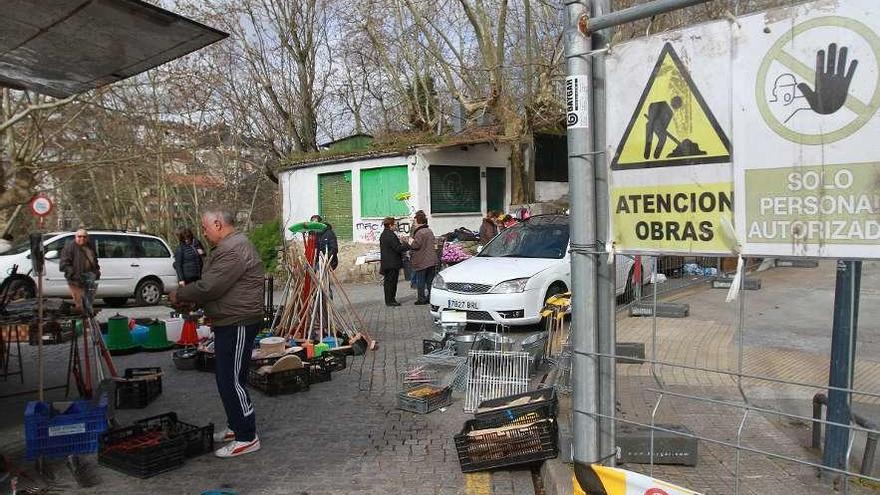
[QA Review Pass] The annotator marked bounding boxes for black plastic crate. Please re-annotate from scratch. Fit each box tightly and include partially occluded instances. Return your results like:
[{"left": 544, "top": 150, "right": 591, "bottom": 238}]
[
  {"left": 195, "top": 351, "right": 215, "bottom": 372},
  {"left": 473, "top": 388, "right": 558, "bottom": 427},
  {"left": 98, "top": 424, "right": 186, "bottom": 478},
  {"left": 454, "top": 418, "right": 558, "bottom": 473},
  {"left": 115, "top": 368, "right": 163, "bottom": 409},
  {"left": 133, "top": 412, "right": 213, "bottom": 458},
  {"left": 306, "top": 360, "right": 332, "bottom": 384},
  {"left": 397, "top": 384, "right": 452, "bottom": 414},
  {"left": 318, "top": 351, "right": 346, "bottom": 373},
  {"left": 248, "top": 367, "right": 310, "bottom": 396}
]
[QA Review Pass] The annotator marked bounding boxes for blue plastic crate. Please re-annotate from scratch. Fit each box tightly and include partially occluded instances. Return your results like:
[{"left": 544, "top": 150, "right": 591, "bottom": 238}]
[{"left": 25, "top": 397, "right": 108, "bottom": 459}]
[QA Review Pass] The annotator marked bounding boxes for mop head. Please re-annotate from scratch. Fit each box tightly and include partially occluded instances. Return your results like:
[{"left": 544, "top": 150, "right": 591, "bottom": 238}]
[{"left": 288, "top": 221, "right": 327, "bottom": 234}]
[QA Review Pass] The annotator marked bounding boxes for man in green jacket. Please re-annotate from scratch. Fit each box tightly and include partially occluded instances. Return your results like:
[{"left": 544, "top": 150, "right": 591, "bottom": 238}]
[{"left": 170, "top": 209, "right": 265, "bottom": 458}]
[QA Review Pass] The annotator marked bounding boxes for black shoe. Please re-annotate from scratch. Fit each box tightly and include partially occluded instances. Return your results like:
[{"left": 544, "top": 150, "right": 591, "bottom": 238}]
[
  {"left": 414, "top": 300, "right": 429, "bottom": 305},
  {"left": 386, "top": 301, "right": 401, "bottom": 307}
]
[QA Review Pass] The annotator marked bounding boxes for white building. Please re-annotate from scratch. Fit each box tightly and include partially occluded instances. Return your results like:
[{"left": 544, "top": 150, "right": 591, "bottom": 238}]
[{"left": 278, "top": 136, "right": 569, "bottom": 242}]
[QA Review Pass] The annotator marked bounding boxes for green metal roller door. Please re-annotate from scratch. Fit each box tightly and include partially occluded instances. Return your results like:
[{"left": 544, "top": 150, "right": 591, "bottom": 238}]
[{"left": 318, "top": 171, "right": 353, "bottom": 241}]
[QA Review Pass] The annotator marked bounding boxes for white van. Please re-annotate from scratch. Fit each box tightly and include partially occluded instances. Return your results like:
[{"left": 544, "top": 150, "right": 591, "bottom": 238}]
[{"left": 0, "top": 231, "right": 179, "bottom": 306}]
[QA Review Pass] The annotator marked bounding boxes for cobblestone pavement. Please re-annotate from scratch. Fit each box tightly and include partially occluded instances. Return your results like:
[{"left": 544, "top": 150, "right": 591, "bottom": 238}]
[
  {"left": 0, "top": 281, "right": 536, "bottom": 495},
  {"left": 551, "top": 262, "right": 880, "bottom": 494}
]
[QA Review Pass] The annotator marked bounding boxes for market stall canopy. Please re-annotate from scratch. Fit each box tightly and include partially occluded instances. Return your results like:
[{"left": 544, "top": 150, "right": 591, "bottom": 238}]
[{"left": 0, "top": 0, "right": 228, "bottom": 98}]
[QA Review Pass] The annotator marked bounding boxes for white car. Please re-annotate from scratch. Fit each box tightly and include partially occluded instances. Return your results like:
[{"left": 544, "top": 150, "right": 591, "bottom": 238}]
[
  {"left": 429, "top": 215, "right": 649, "bottom": 326},
  {"left": 0, "top": 231, "right": 179, "bottom": 306}
]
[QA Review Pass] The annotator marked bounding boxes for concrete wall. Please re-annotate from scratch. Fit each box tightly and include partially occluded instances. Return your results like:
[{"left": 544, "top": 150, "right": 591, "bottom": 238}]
[
  {"left": 414, "top": 142, "right": 513, "bottom": 236},
  {"left": 279, "top": 142, "right": 513, "bottom": 243},
  {"left": 536, "top": 181, "right": 569, "bottom": 203},
  {"left": 279, "top": 153, "right": 415, "bottom": 241}
]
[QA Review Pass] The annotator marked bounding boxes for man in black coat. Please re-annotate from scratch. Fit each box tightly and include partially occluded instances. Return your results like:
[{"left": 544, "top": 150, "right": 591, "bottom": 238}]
[
  {"left": 379, "top": 216, "right": 410, "bottom": 306},
  {"left": 310, "top": 215, "right": 339, "bottom": 269}
]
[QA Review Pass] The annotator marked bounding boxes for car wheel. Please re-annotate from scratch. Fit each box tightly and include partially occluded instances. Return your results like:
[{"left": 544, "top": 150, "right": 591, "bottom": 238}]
[
  {"left": 4, "top": 277, "right": 35, "bottom": 301},
  {"left": 134, "top": 279, "right": 162, "bottom": 306},
  {"left": 104, "top": 297, "right": 128, "bottom": 307}
]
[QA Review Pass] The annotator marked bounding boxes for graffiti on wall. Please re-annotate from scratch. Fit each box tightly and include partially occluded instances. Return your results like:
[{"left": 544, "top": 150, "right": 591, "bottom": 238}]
[{"left": 355, "top": 220, "right": 411, "bottom": 243}]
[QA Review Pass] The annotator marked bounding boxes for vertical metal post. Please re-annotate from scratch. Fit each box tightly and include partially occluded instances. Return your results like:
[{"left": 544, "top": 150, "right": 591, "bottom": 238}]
[
  {"left": 590, "top": 0, "right": 615, "bottom": 467},
  {"left": 565, "top": 0, "right": 600, "bottom": 474},
  {"left": 823, "top": 260, "right": 862, "bottom": 475}
]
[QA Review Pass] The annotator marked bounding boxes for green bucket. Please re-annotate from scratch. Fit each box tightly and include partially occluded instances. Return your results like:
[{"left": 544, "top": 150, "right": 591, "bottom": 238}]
[
  {"left": 143, "top": 320, "right": 175, "bottom": 351},
  {"left": 105, "top": 314, "right": 139, "bottom": 354},
  {"left": 314, "top": 342, "right": 329, "bottom": 357}
]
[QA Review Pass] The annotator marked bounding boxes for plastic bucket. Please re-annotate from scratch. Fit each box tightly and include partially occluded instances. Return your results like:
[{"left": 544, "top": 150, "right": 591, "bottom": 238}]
[
  {"left": 478, "top": 332, "right": 515, "bottom": 352},
  {"left": 105, "top": 315, "right": 136, "bottom": 351},
  {"left": 131, "top": 325, "right": 149, "bottom": 345},
  {"left": 163, "top": 318, "right": 184, "bottom": 342},
  {"left": 520, "top": 331, "right": 548, "bottom": 364},
  {"left": 260, "top": 337, "right": 285, "bottom": 354},
  {"left": 143, "top": 320, "right": 174, "bottom": 350},
  {"left": 454, "top": 334, "right": 479, "bottom": 357},
  {"left": 314, "top": 342, "right": 329, "bottom": 357}
]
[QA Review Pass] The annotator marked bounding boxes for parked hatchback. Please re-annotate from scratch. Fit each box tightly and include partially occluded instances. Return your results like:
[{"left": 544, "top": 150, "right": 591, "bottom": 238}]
[
  {"left": 429, "top": 215, "right": 649, "bottom": 326},
  {"left": 0, "top": 231, "right": 178, "bottom": 305}
]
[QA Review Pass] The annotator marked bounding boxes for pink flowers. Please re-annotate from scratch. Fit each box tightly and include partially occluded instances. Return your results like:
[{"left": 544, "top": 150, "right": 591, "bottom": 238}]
[{"left": 441, "top": 242, "right": 472, "bottom": 263}]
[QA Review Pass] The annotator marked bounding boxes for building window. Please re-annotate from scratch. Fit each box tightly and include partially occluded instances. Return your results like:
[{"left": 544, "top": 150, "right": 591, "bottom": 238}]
[
  {"left": 360, "top": 166, "right": 409, "bottom": 218},
  {"left": 535, "top": 133, "right": 569, "bottom": 182},
  {"left": 429, "top": 165, "right": 481, "bottom": 214}
]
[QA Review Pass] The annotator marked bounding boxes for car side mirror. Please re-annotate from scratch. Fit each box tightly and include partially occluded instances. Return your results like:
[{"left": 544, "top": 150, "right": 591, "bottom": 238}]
[{"left": 44, "top": 250, "right": 59, "bottom": 260}]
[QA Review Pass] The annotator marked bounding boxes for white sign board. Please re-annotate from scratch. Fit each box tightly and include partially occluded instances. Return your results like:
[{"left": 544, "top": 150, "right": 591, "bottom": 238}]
[
  {"left": 606, "top": 0, "right": 880, "bottom": 258},
  {"left": 733, "top": 0, "right": 880, "bottom": 258}
]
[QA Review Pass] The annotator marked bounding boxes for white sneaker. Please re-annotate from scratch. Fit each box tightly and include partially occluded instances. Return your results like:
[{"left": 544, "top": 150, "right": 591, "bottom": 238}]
[
  {"left": 214, "top": 436, "right": 260, "bottom": 458},
  {"left": 212, "top": 428, "right": 235, "bottom": 443}
]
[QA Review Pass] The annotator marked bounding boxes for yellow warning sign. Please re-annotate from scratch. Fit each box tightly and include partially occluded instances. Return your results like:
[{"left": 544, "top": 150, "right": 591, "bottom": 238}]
[{"left": 611, "top": 43, "right": 731, "bottom": 170}]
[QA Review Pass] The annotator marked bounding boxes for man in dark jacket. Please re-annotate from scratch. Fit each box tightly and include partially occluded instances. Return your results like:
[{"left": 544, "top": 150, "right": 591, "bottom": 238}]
[
  {"left": 59, "top": 229, "right": 100, "bottom": 315},
  {"left": 170, "top": 209, "right": 265, "bottom": 458},
  {"left": 379, "top": 216, "right": 409, "bottom": 306},
  {"left": 310, "top": 215, "right": 338, "bottom": 269},
  {"left": 479, "top": 210, "right": 499, "bottom": 244}
]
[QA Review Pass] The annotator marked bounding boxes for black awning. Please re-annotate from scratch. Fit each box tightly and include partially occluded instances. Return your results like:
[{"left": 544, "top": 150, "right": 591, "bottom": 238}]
[{"left": 0, "top": 0, "right": 228, "bottom": 97}]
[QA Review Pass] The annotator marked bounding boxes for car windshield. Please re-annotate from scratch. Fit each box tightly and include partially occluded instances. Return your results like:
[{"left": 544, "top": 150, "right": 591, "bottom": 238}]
[{"left": 479, "top": 219, "right": 569, "bottom": 259}]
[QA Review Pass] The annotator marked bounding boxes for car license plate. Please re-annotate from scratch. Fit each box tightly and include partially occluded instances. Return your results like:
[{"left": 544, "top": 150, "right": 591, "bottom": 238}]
[{"left": 448, "top": 299, "right": 478, "bottom": 310}]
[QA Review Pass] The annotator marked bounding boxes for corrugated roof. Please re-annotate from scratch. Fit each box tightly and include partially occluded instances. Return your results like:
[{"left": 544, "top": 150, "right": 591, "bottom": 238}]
[{"left": 0, "top": 0, "right": 228, "bottom": 98}]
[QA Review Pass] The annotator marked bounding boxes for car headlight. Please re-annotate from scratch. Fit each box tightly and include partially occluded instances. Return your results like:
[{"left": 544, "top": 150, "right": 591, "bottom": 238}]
[
  {"left": 432, "top": 274, "right": 446, "bottom": 290},
  {"left": 489, "top": 278, "right": 530, "bottom": 294}
]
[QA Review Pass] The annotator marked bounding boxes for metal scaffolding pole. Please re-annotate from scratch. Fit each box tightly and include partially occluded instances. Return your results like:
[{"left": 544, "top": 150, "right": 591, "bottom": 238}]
[
  {"left": 591, "top": 0, "right": 615, "bottom": 468},
  {"left": 823, "top": 260, "right": 862, "bottom": 479},
  {"left": 564, "top": 0, "right": 601, "bottom": 487},
  {"left": 585, "top": 0, "right": 713, "bottom": 34}
]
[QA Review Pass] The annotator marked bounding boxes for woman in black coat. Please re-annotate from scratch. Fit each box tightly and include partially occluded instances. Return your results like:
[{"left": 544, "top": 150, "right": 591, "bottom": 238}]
[
  {"left": 379, "top": 217, "right": 410, "bottom": 306},
  {"left": 173, "top": 227, "right": 204, "bottom": 286}
]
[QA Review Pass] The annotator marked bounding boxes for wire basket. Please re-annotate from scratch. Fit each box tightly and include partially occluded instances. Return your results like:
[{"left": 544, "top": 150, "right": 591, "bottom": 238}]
[
  {"left": 397, "top": 384, "right": 453, "bottom": 414},
  {"left": 464, "top": 351, "right": 531, "bottom": 413}
]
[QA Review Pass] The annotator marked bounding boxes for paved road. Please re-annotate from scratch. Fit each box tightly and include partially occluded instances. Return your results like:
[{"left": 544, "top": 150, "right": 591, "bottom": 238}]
[{"left": 0, "top": 281, "right": 537, "bottom": 495}]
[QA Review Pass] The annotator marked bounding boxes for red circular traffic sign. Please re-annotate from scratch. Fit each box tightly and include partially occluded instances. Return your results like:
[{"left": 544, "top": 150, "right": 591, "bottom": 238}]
[{"left": 29, "top": 194, "right": 53, "bottom": 217}]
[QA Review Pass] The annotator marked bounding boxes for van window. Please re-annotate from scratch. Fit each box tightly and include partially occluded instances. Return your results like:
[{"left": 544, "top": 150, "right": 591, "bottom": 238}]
[
  {"left": 44, "top": 236, "right": 72, "bottom": 254},
  {"left": 134, "top": 238, "right": 170, "bottom": 258},
  {"left": 92, "top": 235, "right": 133, "bottom": 258}
]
